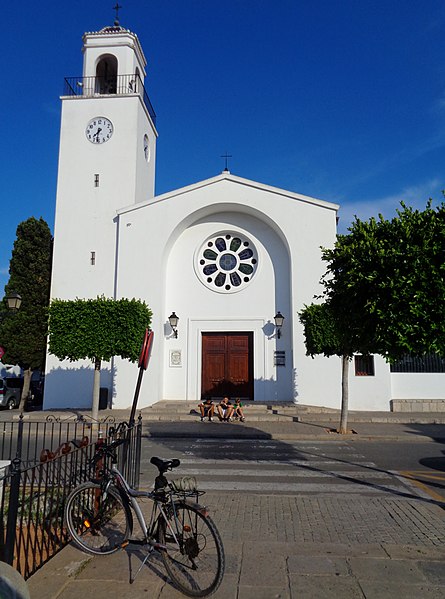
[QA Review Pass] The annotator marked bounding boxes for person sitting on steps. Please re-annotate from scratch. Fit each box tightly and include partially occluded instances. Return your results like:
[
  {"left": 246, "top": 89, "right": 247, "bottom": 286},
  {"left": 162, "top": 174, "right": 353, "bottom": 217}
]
[
  {"left": 217, "top": 396, "right": 234, "bottom": 421},
  {"left": 233, "top": 398, "right": 245, "bottom": 422},
  {"left": 198, "top": 397, "right": 215, "bottom": 421}
]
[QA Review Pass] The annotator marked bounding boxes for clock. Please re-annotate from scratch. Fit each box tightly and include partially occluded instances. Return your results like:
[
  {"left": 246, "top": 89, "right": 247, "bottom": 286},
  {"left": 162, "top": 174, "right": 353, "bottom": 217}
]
[
  {"left": 86, "top": 117, "right": 113, "bottom": 144},
  {"left": 143, "top": 134, "right": 150, "bottom": 162}
]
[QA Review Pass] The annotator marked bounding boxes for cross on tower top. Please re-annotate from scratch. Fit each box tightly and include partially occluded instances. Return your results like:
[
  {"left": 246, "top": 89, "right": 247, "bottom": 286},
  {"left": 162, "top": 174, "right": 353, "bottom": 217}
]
[
  {"left": 221, "top": 152, "right": 232, "bottom": 173},
  {"left": 113, "top": 3, "right": 122, "bottom": 26}
]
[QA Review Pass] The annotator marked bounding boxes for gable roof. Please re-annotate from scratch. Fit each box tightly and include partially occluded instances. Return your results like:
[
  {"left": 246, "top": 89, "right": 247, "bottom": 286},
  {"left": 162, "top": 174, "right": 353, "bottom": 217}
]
[{"left": 117, "top": 171, "right": 340, "bottom": 216}]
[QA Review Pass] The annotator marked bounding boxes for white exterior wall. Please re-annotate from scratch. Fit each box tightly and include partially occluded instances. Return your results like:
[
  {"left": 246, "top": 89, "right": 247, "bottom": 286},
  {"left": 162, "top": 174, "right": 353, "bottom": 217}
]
[
  {"left": 82, "top": 30, "right": 147, "bottom": 79},
  {"left": 349, "top": 355, "right": 392, "bottom": 411},
  {"left": 109, "top": 174, "right": 342, "bottom": 409},
  {"left": 391, "top": 373, "right": 445, "bottom": 400},
  {"left": 50, "top": 95, "right": 155, "bottom": 299},
  {"left": 163, "top": 212, "right": 291, "bottom": 402}
]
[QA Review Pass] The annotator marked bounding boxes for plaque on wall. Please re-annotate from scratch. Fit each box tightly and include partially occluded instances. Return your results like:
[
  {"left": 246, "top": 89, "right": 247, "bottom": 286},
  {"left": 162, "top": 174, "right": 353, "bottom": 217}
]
[
  {"left": 274, "top": 350, "right": 285, "bottom": 367},
  {"left": 169, "top": 349, "right": 182, "bottom": 367}
]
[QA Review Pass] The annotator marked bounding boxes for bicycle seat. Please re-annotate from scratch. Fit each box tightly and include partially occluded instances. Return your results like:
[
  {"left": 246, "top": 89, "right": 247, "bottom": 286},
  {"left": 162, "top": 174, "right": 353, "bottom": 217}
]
[{"left": 150, "top": 456, "right": 181, "bottom": 473}]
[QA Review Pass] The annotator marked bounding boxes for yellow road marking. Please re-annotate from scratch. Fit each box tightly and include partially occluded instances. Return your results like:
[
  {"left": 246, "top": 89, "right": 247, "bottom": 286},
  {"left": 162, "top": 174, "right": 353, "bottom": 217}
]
[{"left": 399, "top": 470, "right": 445, "bottom": 503}]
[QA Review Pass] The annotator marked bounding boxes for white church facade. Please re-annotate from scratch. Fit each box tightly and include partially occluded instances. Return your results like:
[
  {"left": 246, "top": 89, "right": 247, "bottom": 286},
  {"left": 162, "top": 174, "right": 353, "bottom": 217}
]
[{"left": 43, "top": 23, "right": 445, "bottom": 413}]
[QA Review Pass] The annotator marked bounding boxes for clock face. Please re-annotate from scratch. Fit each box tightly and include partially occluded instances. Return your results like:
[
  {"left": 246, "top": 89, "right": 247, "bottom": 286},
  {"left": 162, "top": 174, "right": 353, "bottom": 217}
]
[
  {"left": 86, "top": 117, "right": 113, "bottom": 144},
  {"left": 143, "top": 134, "right": 150, "bottom": 162}
]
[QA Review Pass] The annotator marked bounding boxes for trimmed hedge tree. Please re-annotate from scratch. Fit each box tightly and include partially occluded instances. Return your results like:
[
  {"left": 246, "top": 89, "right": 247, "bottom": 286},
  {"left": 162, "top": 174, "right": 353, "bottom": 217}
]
[{"left": 48, "top": 296, "right": 152, "bottom": 419}]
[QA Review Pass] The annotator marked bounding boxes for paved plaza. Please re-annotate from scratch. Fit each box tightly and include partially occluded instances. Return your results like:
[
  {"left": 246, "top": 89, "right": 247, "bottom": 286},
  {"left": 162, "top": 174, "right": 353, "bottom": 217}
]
[
  {"left": 28, "top": 490, "right": 445, "bottom": 598},
  {"left": 25, "top": 410, "right": 445, "bottom": 599}
]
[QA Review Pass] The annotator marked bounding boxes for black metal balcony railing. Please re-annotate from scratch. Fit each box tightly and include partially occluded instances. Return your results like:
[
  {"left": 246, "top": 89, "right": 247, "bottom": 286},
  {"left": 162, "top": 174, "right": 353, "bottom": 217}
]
[{"left": 64, "top": 74, "right": 156, "bottom": 126}]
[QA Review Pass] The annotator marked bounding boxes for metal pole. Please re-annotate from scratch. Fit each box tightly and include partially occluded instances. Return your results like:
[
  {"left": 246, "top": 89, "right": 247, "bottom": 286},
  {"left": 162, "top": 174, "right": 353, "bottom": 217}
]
[
  {"left": 4, "top": 413, "right": 24, "bottom": 564},
  {"left": 129, "top": 366, "right": 144, "bottom": 428}
]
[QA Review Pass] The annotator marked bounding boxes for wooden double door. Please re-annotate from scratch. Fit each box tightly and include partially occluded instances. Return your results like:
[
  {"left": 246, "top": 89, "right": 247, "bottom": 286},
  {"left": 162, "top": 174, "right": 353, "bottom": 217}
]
[{"left": 201, "top": 332, "right": 253, "bottom": 400}]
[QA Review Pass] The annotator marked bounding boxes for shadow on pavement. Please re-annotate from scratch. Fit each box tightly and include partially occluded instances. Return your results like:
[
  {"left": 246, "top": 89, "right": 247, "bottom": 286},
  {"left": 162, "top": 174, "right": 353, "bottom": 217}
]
[{"left": 142, "top": 423, "right": 445, "bottom": 508}]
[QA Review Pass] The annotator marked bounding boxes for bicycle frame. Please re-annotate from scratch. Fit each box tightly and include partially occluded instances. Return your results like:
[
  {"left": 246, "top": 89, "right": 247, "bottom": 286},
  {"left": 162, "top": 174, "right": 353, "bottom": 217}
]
[{"left": 104, "top": 464, "right": 182, "bottom": 550}]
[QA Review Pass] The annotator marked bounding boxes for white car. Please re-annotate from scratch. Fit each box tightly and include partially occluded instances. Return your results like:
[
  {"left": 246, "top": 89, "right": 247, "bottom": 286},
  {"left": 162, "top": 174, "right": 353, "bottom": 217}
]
[{"left": 0, "top": 378, "right": 22, "bottom": 409}]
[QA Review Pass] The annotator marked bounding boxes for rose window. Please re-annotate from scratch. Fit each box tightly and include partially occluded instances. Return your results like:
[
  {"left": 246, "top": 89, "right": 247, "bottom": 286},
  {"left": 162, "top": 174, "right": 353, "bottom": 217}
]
[{"left": 195, "top": 233, "right": 258, "bottom": 293}]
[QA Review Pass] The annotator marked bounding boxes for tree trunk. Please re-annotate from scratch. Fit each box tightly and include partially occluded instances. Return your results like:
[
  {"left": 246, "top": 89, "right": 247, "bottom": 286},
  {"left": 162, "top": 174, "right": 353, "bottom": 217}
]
[
  {"left": 19, "top": 367, "right": 32, "bottom": 412},
  {"left": 339, "top": 355, "right": 349, "bottom": 434},
  {"left": 91, "top": 357, "right": 101, "bottom": 424}
]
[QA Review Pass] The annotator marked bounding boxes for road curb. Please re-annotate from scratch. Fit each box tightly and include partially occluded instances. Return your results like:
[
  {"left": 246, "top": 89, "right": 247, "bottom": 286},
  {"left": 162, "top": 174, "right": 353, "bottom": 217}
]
[{"left": 143, "top": 430, "right": 445, "bottom": 443}]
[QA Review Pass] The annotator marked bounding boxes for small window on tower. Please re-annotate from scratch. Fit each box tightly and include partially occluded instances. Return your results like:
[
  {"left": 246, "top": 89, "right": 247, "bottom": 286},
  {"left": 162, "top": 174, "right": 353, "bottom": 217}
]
[
  {"left": 94, "top": 174, "right": 100, "bottom": 187},
  {"left": 90, "top": 252, "right": 96, "bottom": 266}
]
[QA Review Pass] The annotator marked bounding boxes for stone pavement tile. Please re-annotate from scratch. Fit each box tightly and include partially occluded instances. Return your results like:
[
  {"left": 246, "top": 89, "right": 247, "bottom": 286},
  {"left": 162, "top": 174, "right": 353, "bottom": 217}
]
[
  {"left": 295, "top": 542, "right": 387, "bottom": 558},
  {"left": 287, "top": 555, "right": 349, "bottom": 576},
  {"left": 358, "top": 581, "right": 445, "bottom": 599},
  {"left": 65, "top": 545, "right": 169, "bottom": 589},
  {"left": 288, "top": 575, "right": 364, "bottom": 599},
  {"left": 221, "top": 548, "right": 242, "bottom": 576},
  {"left": 27, "top": 544, "right": 92, "bottom": 599},
  {"left": 417, "top": 561, "right": 445, "bottom": 585},
  {"left": 210, "top": 573, "right": 239, "bottom": 599},
  {"left": 75, "top": 548, "right": 133, "bottom": 581},
  {"left": 54, "top": 578, "right": 162, "bottom": 599},
  {"left": 382, "top": 543, "right": 445, "bottom": 561},
  {"left": 348, "top": 556, "right": 428, "bottom": 584},
  {"left": 210, "top": 539, "right": 242, "bottom": 576},
  {"left": 157, "top": 574, "right": 239, "bottom": 598},
  {"left": 260, "top": 541, "right": 386, "bottom": 558},
  {"left": 240, "top": 542, "right": 287, "bottom": 588},
  {"left": 238, "top": 585, "right": 290, "bottom": 599},
  {"left": 239, "top": 546, "right": 287, "bottom": 587},
  {"left": 27, "top": 570, "right": 70, "bottom": 599}
]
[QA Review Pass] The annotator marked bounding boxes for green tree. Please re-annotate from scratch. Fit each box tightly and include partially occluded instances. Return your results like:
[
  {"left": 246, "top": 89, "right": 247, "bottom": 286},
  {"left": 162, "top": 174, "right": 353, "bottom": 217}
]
[
  {"left": 0, "top": 217, "right": 53, "bottom": 410},
  {"left": 48, "top": 296, "right": 152, "bottom": 421},
  {"left": 321, "top": 199, "right": 445, "bottom": 359},
  {"left": 302, "top": 198, "right": 445, "bottom": 432},
  {"left": 299, "top": 303, "right": 354, "bottom": 434}
]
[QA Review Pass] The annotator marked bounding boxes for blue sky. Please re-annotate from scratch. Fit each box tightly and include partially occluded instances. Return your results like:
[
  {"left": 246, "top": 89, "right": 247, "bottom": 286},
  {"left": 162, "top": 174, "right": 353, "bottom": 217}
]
[{"left": 1, "top": 0, "right": 445, "bottom": 292}]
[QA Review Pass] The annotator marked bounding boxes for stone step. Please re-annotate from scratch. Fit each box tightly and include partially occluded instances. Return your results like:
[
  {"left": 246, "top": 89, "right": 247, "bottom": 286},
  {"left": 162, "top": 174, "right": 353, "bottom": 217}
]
[
  {"left": 140, "top": 405, "right": 445, "bottom": 424},
  {"left": 140, "top": 401, "right": 445, "bottom": 424},
  {"left": 144, "top": 401, "right": 339, "bottom": 415}
]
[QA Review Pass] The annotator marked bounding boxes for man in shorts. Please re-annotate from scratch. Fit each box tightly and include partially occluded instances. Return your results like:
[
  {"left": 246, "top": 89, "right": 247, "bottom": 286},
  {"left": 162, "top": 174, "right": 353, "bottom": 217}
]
[
  {"left": 217, "top": 396, "right": 234, "bottom": 421},
  {"left": 198, "top": 397, "right": 215, "bottom": 421}
]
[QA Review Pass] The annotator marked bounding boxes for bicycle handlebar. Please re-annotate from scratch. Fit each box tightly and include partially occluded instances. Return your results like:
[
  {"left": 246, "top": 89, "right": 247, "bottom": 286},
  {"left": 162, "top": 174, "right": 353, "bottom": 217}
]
[{"left": 92, "top": 438, "right": 127, "bottom": 464}]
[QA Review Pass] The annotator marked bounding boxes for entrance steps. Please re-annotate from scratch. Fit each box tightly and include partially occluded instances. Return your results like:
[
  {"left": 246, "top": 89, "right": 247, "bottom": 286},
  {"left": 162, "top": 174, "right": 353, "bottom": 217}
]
[
  {"left": 142, "top": 401, "right": 341, "bottom": 423},
  {"left": 139, "top": 400, "right": 445, "bottom": 423}
]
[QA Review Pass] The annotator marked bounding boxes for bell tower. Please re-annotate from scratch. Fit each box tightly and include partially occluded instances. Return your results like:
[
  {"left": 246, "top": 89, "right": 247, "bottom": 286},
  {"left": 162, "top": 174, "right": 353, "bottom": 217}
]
[{"left": 50, "top": 21, "right": 157, "bottom": 301}]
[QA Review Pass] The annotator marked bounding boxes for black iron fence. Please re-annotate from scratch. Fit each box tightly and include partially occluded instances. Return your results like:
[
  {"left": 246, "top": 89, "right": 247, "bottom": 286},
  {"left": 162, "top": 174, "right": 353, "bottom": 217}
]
[
  {"left": 390, "top": 354, "right": 445, "bottom": 373},
  {"left": 0, "top": 415, "right": 142, "bottom": 579},
  {"left": 63, "top": 74, "right": 156, "bottom": 125}
]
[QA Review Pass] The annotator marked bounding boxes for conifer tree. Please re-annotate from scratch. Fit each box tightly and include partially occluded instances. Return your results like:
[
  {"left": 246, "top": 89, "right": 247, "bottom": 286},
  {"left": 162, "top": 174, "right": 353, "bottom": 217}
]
[{"left": 0, "top": 217, "right": 53, "bottom": 409}]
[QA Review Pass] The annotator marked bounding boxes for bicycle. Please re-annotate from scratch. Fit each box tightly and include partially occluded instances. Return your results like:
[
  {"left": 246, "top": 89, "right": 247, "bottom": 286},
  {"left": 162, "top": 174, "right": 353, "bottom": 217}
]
[{"left": 64, "top": 437, "right": 225, "bottom": 597}]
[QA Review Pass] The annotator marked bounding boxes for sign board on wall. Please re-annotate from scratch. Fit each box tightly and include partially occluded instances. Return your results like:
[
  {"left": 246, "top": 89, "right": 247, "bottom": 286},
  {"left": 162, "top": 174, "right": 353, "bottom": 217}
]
[{"left": 169, "top": 350, "right": 182, "bottom": 367}]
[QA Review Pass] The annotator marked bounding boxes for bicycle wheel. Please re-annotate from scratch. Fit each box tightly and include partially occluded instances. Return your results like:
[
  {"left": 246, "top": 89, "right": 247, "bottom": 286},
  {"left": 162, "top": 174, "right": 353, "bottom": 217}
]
[
  {"left": 158, "top": 501, "right": 225, "bottom": 597},
  {"left": 65, "top": 481, "right": 132, "bottom": 556}
]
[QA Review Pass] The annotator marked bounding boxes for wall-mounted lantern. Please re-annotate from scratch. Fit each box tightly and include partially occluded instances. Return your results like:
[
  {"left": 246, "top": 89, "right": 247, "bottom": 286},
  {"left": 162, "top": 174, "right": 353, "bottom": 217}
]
[
  {"left": 168, "top": 312, "right": 179, "bottom": 338},
  {"left": 274, "top": 311, "right": 284, "bottom": 339}
]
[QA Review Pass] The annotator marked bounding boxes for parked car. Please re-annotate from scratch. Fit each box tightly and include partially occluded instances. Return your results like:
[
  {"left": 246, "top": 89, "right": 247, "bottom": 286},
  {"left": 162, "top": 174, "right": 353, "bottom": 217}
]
[
  {"left": 26, "top": 377, "right": 44, "bottom": 411},
  {"left": 0, "top": 377, "right": 23, "bottom": 410}
]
